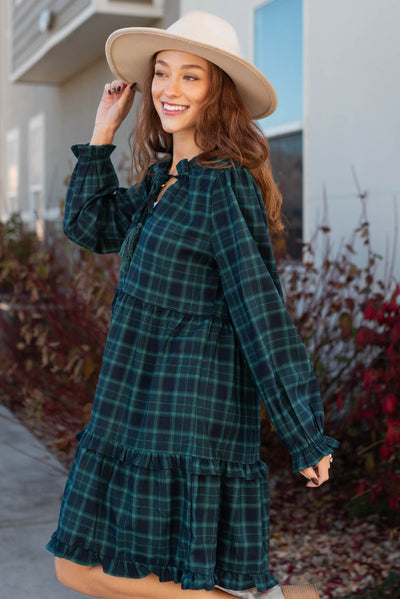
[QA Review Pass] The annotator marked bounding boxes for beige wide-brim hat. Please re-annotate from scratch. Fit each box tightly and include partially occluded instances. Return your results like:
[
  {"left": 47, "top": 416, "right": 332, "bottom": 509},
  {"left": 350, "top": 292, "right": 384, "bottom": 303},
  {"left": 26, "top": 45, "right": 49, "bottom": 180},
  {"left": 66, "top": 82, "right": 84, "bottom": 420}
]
[{"left": 106, "top": 10, "right": 277, "bottom": 120}]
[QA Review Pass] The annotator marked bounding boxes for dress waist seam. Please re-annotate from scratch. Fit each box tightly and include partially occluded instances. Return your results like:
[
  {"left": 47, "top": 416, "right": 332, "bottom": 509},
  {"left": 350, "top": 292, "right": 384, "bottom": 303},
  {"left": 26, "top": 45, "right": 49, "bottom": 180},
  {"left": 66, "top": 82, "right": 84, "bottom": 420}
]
[
  {"left": 77, "top": 429, "right": 267, "bottom": 477},
  {"left": 115, "top": 286, "right": 231, "bottom": 321}
]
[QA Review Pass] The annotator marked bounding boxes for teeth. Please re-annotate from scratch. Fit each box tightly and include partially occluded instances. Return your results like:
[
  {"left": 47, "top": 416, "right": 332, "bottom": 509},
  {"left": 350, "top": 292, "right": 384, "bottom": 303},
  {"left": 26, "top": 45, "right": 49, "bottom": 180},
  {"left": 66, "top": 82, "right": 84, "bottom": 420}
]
[{"left": 164, "top": 103, "right": 188, "bottom": 112}]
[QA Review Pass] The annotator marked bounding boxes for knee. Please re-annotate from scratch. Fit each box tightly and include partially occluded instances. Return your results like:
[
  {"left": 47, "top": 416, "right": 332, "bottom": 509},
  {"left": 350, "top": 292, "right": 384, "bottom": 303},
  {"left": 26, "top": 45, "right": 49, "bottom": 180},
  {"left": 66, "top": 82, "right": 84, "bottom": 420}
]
[
  {"left": 54, "top": 557, "right": 94, "bottom": 594},
  {"left": 54, "top": 557, "right": 70, "bottom": 587}
]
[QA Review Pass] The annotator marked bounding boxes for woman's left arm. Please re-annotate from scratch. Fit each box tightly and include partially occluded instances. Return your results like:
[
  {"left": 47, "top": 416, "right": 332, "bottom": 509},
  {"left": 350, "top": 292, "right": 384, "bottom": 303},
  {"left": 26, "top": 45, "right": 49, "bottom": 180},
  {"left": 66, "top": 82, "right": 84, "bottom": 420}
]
[{"left": 211, "top": 168, "right": 339, "bottom": 477}]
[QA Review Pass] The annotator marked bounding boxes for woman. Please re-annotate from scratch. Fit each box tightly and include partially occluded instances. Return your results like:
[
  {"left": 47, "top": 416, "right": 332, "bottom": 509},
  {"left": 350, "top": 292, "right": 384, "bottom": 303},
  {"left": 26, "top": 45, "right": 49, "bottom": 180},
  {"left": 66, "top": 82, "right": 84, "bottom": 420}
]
[{"left": 47, "top": 10, "right": 338, "bottom": 599}]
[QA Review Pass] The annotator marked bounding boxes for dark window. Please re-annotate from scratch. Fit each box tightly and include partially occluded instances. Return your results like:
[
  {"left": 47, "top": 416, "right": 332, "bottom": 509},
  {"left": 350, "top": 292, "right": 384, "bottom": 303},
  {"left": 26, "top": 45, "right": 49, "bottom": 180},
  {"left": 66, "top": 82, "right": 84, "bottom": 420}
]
[{"left": 269, "top": 131, "right": 303, "bottom": 259}]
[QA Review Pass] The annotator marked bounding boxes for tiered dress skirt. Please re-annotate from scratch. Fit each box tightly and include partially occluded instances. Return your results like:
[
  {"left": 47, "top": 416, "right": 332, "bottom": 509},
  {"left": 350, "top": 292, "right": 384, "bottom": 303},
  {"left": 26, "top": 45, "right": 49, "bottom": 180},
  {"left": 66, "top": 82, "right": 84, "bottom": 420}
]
[{"left": 47, "top": 289, "right": 278, "bottom": 592}]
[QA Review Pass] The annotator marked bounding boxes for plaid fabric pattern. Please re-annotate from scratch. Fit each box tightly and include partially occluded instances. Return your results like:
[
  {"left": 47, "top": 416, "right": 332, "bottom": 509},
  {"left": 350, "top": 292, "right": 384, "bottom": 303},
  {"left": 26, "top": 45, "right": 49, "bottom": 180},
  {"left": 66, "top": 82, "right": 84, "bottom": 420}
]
[{"left": 47, "top": 144, "right": 338, "bottom": 591}]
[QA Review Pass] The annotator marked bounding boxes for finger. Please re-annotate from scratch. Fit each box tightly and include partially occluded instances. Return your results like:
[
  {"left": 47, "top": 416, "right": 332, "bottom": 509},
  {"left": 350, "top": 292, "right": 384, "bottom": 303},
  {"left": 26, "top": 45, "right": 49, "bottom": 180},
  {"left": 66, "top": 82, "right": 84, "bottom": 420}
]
[
  {"left": 104, "top": 82, "right": 118, "bottom": 96},
  {"left": 299, "top": 467, "right": 320, "bottom": 486},
  {"left": 121, "top": 82, "right": 137, "bottom": 104},
  {"left": 112, "top": 84, "right": 136, "bottom": 122},
  {"left": 105, "top": 80, "right": 121, "bottom": 95},
  {"left": 117, "top": 82, "right": 137, "bottom": 98},
  {"left": 316, "top": 454, "right": 332, "bottom": 484}
]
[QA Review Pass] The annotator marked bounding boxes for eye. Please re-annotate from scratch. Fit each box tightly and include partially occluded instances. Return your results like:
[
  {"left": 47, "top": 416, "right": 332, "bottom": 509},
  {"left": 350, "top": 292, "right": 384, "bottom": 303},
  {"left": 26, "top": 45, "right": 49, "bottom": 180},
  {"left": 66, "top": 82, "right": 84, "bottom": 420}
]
[
  {"left": 154, "top": 70, "right": 167, "bottom": 78},
  {"left": 184, "top": 74, "right": 199, "bottom": 81}
]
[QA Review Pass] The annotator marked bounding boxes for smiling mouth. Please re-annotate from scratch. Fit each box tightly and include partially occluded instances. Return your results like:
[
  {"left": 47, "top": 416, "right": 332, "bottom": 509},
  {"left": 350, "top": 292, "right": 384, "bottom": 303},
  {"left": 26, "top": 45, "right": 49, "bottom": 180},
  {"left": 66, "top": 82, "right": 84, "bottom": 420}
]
[{"left": 162, "top": 102, "right": 189, "bottom": 113}]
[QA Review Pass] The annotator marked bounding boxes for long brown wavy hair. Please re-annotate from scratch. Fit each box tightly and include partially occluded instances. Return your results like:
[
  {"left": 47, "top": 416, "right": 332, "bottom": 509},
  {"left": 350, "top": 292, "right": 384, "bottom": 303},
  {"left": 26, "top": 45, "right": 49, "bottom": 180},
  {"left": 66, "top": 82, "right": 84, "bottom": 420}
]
[{"left": 132, "top": 55, "right": 283, "bottom": 234}]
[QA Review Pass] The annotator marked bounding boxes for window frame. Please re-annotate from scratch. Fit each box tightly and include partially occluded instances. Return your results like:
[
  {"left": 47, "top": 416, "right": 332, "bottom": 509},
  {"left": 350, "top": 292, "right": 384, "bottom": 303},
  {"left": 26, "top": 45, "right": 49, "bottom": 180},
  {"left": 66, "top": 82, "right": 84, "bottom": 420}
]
[
  {"left": 5, "top": 127, "right": 20, "bottom": 218},
  {"left": 27, "top": 112, "right": 45, "bottom": 238}
]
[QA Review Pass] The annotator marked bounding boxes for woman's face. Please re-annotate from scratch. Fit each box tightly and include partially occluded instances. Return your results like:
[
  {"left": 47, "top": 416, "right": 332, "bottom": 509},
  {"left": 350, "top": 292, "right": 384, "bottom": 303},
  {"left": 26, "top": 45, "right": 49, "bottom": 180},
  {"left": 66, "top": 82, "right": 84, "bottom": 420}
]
[{"left": 151, "top": 50, "right": 211, "bottom": 140}]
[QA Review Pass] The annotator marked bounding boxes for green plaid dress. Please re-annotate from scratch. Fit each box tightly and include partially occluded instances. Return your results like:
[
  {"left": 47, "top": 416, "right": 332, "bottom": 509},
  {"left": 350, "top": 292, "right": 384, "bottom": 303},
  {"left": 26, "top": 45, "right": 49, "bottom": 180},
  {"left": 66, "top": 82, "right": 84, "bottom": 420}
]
[{"left": 47, "top": 144, "right": 338, "bottom": 592}]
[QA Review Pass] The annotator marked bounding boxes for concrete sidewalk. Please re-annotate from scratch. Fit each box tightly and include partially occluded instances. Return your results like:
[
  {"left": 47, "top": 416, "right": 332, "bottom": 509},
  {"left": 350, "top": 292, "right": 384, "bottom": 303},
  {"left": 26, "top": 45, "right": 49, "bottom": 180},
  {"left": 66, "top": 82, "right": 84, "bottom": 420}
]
[{"left": 0, "top": 404, "right": 86, "bottom": 598}]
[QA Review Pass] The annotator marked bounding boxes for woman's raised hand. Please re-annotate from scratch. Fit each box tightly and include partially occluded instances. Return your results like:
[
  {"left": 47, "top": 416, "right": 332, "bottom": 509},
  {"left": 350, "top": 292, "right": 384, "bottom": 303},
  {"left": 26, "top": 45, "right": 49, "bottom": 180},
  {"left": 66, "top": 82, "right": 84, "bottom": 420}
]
[{"left": 90, "top": 80, "right": 137, "bottom": 145}]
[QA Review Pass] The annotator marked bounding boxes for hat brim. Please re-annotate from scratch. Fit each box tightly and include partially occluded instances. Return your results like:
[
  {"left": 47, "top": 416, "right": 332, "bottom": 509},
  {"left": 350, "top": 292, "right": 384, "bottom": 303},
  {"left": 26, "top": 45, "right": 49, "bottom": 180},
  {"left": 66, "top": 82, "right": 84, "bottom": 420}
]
[{"left": 105, "top": 28, "right": 277, "bottom": 120}]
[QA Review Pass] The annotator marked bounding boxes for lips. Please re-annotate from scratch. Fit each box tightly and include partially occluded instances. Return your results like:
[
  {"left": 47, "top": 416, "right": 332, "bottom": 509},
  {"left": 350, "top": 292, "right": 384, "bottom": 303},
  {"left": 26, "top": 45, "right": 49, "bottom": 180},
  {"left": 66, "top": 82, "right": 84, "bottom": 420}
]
[{"left": 162, "top": 102, "right": 189, "bottom": 114}]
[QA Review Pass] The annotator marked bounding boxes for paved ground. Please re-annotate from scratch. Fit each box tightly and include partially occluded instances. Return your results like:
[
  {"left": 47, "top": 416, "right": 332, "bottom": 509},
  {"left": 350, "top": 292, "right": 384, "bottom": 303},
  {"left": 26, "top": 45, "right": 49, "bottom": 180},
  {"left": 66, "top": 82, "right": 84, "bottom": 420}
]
[{"left": 0, "top": 404, "right": 86, "bottom": 599}]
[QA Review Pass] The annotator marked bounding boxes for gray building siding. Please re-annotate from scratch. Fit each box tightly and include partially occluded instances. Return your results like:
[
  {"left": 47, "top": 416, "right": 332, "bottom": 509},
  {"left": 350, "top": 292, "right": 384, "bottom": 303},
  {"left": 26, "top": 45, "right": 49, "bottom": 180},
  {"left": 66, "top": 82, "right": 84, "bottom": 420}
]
[{"left": 11, "top": 0, "right": 92, "bottom": 75}]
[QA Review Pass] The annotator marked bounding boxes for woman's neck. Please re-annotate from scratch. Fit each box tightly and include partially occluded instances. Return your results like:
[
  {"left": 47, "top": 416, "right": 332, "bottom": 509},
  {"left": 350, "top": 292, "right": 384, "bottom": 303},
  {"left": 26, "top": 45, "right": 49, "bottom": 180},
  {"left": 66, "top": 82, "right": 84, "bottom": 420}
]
[{"left": 170, "top": 132, "right": 202, "bottom": 174}]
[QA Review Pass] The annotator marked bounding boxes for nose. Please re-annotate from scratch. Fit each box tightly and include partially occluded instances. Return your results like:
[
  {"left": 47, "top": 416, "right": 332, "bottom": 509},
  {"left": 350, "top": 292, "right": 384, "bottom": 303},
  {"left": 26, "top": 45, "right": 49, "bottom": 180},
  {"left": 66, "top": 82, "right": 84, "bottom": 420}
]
[{"left": 164, "top": 75, "right": 181, "bottom": 98}]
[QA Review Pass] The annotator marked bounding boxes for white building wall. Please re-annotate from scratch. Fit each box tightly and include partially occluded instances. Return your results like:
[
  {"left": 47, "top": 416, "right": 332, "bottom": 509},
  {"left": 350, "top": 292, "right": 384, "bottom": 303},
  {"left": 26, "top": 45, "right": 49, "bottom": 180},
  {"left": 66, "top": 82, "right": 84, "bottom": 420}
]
[{"left": 304, "top": 0, "right": 400, "bottom": 278}]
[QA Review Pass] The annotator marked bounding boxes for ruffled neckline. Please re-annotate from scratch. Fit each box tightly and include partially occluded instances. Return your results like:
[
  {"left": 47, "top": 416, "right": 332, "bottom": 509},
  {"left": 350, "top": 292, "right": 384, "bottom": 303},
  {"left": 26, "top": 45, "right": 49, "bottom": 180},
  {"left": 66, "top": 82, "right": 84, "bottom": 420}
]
[{"left": 151, "top": 155, "right": 204, "bottom": 184}]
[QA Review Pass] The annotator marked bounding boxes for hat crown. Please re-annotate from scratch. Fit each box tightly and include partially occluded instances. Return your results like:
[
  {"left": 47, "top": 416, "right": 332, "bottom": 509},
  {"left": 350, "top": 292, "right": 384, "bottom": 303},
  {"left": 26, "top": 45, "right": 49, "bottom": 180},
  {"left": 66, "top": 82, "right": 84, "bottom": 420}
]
[{"left": 166, "top": 10, "right": 240, "bottom": 57}]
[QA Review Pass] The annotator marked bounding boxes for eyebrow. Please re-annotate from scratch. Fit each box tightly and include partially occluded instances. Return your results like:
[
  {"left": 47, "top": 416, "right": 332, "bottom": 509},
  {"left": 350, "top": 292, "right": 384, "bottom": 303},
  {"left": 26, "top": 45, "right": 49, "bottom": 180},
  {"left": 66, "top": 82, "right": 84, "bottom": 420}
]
[{"left": 155, "top": 59, "right": 206, "bottom": 71}]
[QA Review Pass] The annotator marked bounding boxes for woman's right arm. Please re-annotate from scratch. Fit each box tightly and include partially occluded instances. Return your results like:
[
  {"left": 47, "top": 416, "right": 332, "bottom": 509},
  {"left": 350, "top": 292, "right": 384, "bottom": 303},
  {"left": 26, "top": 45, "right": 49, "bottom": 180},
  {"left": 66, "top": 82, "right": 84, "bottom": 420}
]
[
  {"left": 64, "top": 82, "right": 140, "bottom": 253},
  {"left": 63, "top": 144, "right": 144, "bottom": 254}
]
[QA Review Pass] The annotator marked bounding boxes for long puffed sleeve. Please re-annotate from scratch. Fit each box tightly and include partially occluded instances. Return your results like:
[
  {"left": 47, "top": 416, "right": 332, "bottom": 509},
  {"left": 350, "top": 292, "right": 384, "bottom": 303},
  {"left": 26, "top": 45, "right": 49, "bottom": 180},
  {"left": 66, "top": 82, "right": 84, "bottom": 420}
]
[
  {"left": 211, "top": 167, "right": 338, "bottom": 472},
  {"left": 63, "top": 144, "right": 146, "bottom": 253}
]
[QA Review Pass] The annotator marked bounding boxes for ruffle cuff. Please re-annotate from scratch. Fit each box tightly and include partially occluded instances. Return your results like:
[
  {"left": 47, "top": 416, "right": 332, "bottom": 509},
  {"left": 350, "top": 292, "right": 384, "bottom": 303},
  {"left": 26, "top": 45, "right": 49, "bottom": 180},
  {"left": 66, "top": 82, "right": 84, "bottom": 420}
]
[
  {"left": 71, "top": 143, "right": 116, "bottom": 160},
  {"left": 291, "top": 435, "right": 339, "bottom": 472}
]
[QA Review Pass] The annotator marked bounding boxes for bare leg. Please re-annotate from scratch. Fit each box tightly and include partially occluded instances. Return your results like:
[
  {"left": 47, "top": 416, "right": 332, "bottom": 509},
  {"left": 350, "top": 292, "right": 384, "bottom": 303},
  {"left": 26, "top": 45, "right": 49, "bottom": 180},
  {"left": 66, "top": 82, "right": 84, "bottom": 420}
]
[{"left": 55, "top": 558, "right": 231, "bottom": 599}]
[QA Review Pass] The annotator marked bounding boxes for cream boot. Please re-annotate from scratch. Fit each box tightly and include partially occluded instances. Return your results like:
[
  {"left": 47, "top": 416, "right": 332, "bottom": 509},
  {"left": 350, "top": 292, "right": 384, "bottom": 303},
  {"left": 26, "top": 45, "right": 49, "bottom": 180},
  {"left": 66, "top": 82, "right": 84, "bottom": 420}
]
[{"left": 216, "top": 584, "right": 319, "bottom": 599}]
